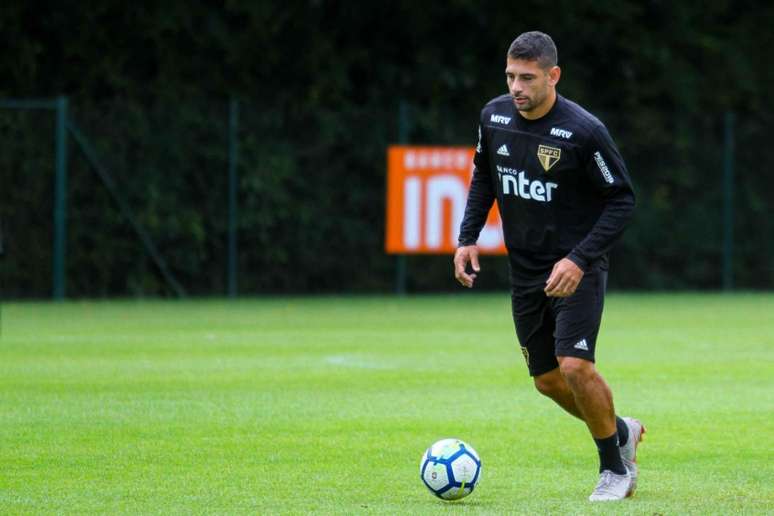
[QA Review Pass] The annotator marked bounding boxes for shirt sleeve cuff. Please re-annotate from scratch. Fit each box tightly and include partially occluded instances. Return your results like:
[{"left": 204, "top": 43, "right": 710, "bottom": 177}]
[{"left": 567, "top": 251, "right": 589, "bottom": 271}]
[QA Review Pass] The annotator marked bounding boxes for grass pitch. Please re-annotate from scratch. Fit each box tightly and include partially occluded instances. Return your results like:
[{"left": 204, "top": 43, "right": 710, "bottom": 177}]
[{"left": 1, "top": 293, "right": 772, "bottom": 514}]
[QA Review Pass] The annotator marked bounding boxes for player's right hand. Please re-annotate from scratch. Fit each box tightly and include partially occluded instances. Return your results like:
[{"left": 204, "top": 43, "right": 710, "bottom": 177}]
[{"left": 454, "top": 245, "right": 480, "bottom": 288}]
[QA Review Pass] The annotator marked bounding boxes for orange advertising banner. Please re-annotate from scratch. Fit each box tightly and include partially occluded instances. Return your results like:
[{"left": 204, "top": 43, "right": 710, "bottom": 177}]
[{"left": 385, "top": 146, "right": 506, "bottom": 254}]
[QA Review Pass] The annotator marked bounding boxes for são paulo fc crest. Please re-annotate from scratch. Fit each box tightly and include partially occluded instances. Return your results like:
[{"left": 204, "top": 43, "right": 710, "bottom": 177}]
[{"left": 537, "top": 145, "right": 561, "bottom": 172}]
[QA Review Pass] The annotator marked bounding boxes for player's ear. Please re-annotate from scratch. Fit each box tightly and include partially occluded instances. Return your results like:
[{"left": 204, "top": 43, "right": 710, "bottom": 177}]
[{"left": 548, "top": 66, "right": 561, "bottom": 86}]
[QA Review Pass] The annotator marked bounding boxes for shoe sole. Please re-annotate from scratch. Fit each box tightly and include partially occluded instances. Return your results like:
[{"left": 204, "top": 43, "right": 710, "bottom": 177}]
[{"left": 625, "top": 419, "right": 646, "bottom": 498}]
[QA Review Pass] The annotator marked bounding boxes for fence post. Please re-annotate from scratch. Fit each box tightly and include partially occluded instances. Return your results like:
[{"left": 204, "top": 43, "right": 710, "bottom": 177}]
[
  {"left": 722, "top": 111, "right": 735, "bottom": 291},
  {"left": 395, "top": 100, "right": 410, "bottom": 295},
  {"left": 53, "top": 96, "right": 69, "bottom": 300},
  {"left": 227, "top": 98, "right": 239, "bottom": 298}
]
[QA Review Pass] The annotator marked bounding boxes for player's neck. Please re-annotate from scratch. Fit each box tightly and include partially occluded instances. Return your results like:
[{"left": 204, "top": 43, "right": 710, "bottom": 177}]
[{"left": 518, "top": 90, "right": 557, "bottom": 121}]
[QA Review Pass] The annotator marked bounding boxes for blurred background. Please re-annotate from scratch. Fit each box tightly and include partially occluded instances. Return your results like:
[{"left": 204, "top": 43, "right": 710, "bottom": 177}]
[{"left": 1, "top": 0, "right": 772, "bottom": 299}]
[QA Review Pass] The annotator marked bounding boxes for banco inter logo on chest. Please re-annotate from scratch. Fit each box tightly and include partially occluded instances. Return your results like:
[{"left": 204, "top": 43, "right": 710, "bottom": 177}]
[{"left": 497, "top": 165, "right": 558, "bottom": 203}]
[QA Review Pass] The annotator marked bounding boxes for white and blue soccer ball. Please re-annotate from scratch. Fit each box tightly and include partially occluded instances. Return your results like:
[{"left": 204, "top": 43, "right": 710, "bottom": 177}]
[{"left": 420, "top": 438, "right": 482, "bottom": 500}]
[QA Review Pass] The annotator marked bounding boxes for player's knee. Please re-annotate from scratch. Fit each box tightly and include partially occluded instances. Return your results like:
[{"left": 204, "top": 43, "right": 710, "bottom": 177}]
[
  {"left": 533, "top": 376, "right": 558, "bottom": 397},
  {"left": 533, "top": 370, "right": 565, "bottom": 398},
  {"left": 558, "top": 357, "right": 594, "bottom": 385}
]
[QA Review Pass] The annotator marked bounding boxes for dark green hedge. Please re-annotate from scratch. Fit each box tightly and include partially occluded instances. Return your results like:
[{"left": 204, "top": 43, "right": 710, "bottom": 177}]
[{"left": 1, "top": 1, "right": 772, "bottom": 297}]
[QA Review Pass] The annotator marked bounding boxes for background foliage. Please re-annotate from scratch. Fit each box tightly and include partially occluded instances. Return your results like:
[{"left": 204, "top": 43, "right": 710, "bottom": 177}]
[{"left": 1, "top": 1, "right": 772, "bottom": 297}]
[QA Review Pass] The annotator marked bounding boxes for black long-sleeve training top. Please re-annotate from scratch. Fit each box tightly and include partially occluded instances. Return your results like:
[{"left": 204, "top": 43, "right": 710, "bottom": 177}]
[{"left": 458, "top": 93, "right": 635, "bottom": 283}]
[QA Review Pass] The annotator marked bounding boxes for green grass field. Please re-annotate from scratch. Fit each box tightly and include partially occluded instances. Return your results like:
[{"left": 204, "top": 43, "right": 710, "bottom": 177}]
[{"left": 1, "top": 293, "right": 772, "bottom": 514}]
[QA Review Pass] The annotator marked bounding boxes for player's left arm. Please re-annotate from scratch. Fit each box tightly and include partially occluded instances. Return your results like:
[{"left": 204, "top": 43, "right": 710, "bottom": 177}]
[
  {"left": 546, "top": 125, "right": 635, "bottom": 297},
  {"left": 568, "top": 124, "right": 636, "bottom": 269}
]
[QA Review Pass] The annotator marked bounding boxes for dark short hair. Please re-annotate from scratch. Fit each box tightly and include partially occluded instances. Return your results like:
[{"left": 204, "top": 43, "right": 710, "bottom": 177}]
[{"left": 507, "top": 31, "right": 558, "bottom": 69}]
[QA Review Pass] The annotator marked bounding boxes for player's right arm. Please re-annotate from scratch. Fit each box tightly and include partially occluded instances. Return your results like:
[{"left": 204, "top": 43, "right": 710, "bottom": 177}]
[
  {"left": 455, "top": 115, "right": 496, "bottom": 288},
  {"left": 454, "top": 245, "right": 480, "bottom": 288}
]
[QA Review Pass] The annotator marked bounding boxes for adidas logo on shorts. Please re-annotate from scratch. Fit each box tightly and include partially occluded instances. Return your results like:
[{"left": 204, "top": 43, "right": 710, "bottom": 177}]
[{"left": 574, "top": 339, "right": 589, "bottom": 351}]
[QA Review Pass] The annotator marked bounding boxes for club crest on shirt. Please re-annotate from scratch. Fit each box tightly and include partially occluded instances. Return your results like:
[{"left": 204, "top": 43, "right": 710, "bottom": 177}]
[{"left": 537, "top": 145, "right": 561, "bottom": 172}]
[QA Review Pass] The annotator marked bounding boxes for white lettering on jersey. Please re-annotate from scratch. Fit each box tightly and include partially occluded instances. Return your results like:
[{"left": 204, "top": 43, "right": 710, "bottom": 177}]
[
  {"left": 490, "top": 114, "right": 512, "bottom": 125},
  {"left": 593, "top": 151, "right": 614, "bottom": 184},
  {"left": 497, "top": 165, "right": 557, "bottom": 202},
  {"left": 550, "top": 127, "right": 573, "bottom": 139}
]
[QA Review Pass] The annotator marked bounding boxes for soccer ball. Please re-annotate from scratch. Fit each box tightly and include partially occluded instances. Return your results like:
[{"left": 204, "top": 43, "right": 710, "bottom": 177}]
[{"left": 419, "top": 438, "right": 482, "bottom": 500}]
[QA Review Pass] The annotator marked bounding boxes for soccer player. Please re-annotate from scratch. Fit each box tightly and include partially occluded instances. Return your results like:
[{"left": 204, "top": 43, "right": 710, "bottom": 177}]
[{"left": 454, "top": 31, "right": 645, "bottom": 501}]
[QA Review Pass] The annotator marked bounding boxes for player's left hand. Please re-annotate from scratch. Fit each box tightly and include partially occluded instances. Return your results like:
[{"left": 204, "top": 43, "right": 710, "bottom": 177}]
[{"left": 544, "top": 258, "right": 584, "bottom": 297}]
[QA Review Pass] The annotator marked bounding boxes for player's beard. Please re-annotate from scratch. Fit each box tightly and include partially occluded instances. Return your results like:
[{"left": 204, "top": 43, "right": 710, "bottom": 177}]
[{"left": 513, "top": 89, "right": 547, "bottom": 112}]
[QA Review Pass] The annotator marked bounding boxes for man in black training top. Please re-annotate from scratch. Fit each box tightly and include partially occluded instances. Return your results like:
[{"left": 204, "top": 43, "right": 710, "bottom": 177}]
[{"left": 454, "top": 31, "right": 645, "bottom": 502}]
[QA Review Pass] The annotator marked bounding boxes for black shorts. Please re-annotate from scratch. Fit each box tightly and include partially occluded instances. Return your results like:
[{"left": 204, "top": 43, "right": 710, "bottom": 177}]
[{"left": 510, "top": 265, "right": 608, "bottom": 377}]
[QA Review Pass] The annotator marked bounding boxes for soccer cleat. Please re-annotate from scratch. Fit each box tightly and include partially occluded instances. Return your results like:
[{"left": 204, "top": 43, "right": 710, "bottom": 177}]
[
  {"left": 619, "top": 417, "right": 646, "bottom": 497},
  {"left": 588, "top": 470, "right": 632, "bottom": 501}
]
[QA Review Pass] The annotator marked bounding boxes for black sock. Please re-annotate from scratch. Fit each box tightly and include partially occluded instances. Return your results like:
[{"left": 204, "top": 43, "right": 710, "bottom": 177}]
[
  {"left": 616, "top": 416, "right": 629, "bottom": 447},
  {"left": 594, "top": 433, "right": 626, "bottom": 474}
]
